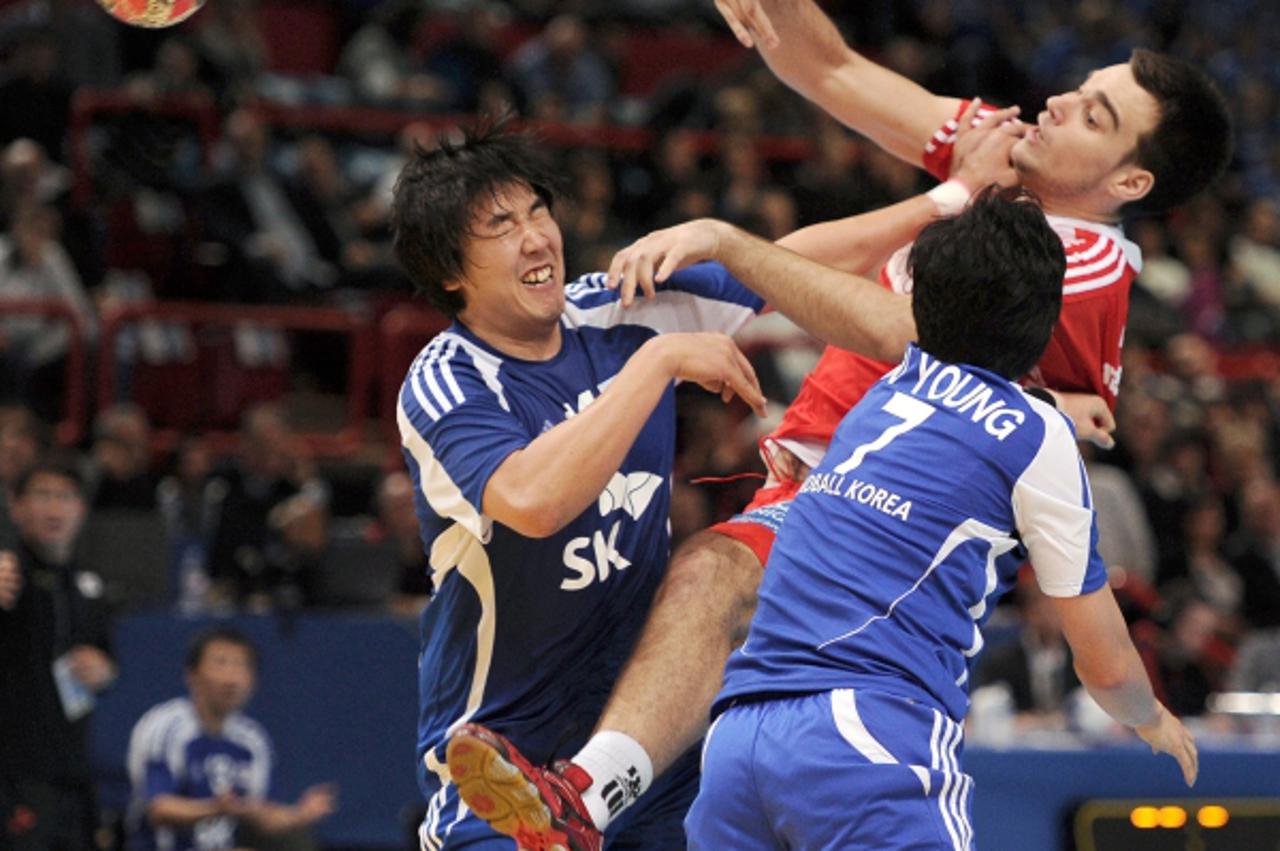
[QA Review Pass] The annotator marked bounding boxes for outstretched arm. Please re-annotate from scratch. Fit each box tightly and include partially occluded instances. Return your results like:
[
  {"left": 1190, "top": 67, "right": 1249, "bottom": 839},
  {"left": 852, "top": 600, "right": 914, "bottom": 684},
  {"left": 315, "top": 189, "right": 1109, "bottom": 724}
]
[{"left": 716, "top": 0, "right": 961, "bottom": 167}]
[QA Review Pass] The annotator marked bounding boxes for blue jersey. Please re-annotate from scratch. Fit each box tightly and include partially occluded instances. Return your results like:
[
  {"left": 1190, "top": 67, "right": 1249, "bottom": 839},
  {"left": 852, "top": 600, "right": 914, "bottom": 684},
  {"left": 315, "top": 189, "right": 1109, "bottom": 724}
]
[
  {"left": 125, "top": 697, "right": 272, "bottom": 851},
  {"left": 718, "top": 344, "right": 1108, "bottom": 722},
  {"left": 397, "top": 264, "right": 762, "bottom": 811}
]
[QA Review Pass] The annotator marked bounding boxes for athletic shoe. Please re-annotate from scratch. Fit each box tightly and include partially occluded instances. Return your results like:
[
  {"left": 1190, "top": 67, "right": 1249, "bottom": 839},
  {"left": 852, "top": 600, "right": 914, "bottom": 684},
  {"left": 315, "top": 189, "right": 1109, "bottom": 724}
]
[{"left": 447, "top": 723, "right": 602, "bottom": 851}]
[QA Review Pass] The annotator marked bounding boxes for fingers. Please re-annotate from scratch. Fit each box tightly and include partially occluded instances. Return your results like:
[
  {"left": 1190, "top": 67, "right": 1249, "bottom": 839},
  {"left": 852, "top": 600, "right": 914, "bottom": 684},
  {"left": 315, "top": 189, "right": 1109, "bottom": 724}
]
[
  {"left": 725, "top": 346, "right": 767, "bottom": 417},
  {"left": 714, "top": 0, "right": 778, "bottom": 50},
  {"left": 1181, "top": 726, "right": 1199, "bottom": 787},
  {"left": 715, "top": 0, "right": 756, "bottom": 48}
]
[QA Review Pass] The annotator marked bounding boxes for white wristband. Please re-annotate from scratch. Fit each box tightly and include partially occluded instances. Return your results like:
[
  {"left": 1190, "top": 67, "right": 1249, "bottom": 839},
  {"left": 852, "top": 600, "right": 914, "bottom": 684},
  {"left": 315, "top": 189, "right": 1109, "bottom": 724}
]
[{"left": 927, "top": 179, "right": 973, "bottom": 216}]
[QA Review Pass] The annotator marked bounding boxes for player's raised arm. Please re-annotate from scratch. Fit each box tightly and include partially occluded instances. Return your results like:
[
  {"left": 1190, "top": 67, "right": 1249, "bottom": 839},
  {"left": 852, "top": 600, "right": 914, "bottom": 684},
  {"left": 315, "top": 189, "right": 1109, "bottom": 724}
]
[{"left": 717, "top": 0, "right": 960, "bottom": 168}]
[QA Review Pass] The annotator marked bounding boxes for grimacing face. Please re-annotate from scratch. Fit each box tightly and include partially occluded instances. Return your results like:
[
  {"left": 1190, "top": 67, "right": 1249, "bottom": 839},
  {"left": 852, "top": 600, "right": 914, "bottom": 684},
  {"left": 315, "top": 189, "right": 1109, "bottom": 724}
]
[
  {"left": 1011, "top": 63, "right": 1161, "bottom": 211},
  {"left": 447, "top": 182, "right": 566, "bottom": 345}
]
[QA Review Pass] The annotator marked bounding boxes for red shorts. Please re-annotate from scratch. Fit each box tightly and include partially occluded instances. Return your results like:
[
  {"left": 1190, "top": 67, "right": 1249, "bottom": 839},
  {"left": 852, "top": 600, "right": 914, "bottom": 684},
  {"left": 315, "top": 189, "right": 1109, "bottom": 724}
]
[{"left": 707, "top": 477, "right": 803, "bottom": 565}]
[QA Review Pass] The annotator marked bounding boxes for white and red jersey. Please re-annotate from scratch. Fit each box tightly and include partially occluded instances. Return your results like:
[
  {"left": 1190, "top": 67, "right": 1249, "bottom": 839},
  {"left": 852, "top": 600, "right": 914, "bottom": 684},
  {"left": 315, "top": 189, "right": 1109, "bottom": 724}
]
[{"left": 767, "top": 100, "right": 1140, "bottom": 468}]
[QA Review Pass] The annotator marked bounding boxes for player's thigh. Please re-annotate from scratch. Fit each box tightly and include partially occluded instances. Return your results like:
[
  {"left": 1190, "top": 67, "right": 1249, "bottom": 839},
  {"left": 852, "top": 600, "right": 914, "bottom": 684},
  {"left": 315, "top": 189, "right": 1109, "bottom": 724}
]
[
  {"left": 759, "top": 690, "right": 973, "bottom": 851},
  {"left": 684, "top": 706, "right": 780, "bottom": 851}
]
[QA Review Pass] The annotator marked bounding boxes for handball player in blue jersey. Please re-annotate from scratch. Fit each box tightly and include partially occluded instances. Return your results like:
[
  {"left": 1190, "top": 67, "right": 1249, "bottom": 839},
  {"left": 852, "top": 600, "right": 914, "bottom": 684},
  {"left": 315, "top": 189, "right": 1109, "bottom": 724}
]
[
  {"left": 388, "top": 120, "right": 768, "bottom": 851},
  {"left": 684, "top": 188, "right": 1197, "bottom": 850}
]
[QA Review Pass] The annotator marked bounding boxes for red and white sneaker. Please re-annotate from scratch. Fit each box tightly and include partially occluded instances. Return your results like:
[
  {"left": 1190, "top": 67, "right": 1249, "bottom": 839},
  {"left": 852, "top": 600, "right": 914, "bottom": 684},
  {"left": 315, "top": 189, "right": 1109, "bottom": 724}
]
[{"left": 446, "top": 723, "right": 603, "bottom": 851}]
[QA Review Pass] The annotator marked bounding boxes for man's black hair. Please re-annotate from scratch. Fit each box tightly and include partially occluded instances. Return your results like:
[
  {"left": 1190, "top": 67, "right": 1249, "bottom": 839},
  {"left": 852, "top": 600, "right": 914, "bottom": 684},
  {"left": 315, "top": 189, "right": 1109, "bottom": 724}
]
[
  {"left": 1123, "top": 49, "right": 1233, "bottom": 216},
  {"left": 391, "top": 115, "right": 567, "bottom": 317},
  {"left": 185, "top": 626, "right": 260, "bottom": 671},
  {"left": 910, "top": 186, "right": 1066, "bottom": 379},
  {"left": 11, "top": 454, "right": 84, "bottom": 499}
]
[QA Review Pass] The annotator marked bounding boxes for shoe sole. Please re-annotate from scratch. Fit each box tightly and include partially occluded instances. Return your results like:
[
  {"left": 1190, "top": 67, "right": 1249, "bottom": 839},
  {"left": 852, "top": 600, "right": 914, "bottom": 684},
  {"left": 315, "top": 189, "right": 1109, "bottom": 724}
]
[{"left": 446, "top": 728, "right": 575, "bottom": 851}]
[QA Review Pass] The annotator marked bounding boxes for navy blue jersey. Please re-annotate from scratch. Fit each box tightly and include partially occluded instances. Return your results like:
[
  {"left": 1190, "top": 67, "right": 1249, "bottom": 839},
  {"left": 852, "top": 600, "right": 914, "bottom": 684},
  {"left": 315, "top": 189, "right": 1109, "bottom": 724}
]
[
  {"left": 397, "top": 263, "right": 762, "bottom": 825},
  {"left": 126, "top": 698, "right": 272, "bottom": 851},
  {"left": 718, "top": 344, "right": 1108, "bottom": 722}
]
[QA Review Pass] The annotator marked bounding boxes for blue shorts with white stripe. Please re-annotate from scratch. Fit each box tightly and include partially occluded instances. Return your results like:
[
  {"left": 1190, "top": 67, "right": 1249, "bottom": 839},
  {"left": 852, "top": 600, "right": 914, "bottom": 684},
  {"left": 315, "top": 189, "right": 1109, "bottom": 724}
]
[{"left": 686, "top": 689, "right": 975, "bottom": 851}]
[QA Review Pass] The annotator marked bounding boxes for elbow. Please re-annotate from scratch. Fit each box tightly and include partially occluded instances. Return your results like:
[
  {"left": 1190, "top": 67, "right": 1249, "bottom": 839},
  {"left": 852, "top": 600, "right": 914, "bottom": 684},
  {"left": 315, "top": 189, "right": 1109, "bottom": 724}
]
[
  {"left": 500, "top": 494, "right": 571, "bottom": 539},
  {"left": 1076, "top": 658, "right": 1130, "bottom": 693},
  {"left": 872, "top": 315, "right": 915, "bottom": 363}
]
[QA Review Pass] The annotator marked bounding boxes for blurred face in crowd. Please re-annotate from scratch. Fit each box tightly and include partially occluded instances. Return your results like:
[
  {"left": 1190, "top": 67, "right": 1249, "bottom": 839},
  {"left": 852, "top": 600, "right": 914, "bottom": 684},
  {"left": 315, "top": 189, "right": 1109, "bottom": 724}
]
[
  {"left": 11, "top": 471, "right": 85, "bottom": 563},
  {"left": 187, "top": 639, "right": 256, "bottom": 722},
  {"left": 1012, "top": 63, "right": 1160, "bottom": 213},
  {"left": 378, "top": 472, "right": 420, "bottom": 543},
  {"left": 449, "top": 182, "right": 565, "bottom": 352}
]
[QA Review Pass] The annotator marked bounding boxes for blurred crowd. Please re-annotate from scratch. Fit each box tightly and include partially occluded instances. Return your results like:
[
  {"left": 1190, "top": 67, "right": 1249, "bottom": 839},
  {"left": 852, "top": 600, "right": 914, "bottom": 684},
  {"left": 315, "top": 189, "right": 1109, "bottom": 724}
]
[{"left": 0, "top": 0, "right": 1275, "bottom": 741}]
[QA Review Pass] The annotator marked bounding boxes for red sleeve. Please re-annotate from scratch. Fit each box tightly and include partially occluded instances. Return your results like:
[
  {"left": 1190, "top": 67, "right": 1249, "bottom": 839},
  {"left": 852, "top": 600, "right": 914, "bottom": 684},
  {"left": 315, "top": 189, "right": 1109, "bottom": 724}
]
[{"left": 921, "top": 98, "right": 1000, "bottom": 181}]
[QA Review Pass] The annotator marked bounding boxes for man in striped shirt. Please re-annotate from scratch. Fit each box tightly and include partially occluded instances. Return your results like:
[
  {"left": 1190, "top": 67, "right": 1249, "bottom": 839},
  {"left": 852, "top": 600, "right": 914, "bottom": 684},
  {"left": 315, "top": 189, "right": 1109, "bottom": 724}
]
[
  {"left": 125, "top": 628, "right": 336, "bottom": 850},
  {"left": 450, "top": 4, "right": 1232, "bottom": 847},
  {"left": 391, "top": 121, "right": 768, "bottom": 850}
]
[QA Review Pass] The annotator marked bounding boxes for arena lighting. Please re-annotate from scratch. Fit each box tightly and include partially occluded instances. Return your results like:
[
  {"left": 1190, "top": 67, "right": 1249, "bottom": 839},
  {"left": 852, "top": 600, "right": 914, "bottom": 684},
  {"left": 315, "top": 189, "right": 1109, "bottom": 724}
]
[
  {"left": 1206, "top": 692, "right": 1280, "bottom": 715},
  {"left": 1156, "top": 806, "right": 1188, "bottom": 829},
  {"left": 1197, "top": 806, "right": 1230, "bottom": 828}
]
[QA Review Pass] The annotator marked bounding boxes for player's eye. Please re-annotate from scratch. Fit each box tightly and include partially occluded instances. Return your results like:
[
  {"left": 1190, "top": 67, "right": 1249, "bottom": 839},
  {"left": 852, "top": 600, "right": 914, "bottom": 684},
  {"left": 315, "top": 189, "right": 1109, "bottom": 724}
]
[{"left": 1085, "top": 110, "right": 1098, "bottom": 128}]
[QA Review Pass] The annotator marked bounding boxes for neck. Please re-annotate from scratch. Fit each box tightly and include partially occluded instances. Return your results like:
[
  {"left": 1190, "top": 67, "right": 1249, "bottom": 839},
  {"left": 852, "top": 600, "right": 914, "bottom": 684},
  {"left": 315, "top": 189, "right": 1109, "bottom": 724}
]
[
  {"left": 460, "top": 315, "right": 563, "bottom": 361},
  {"left": 1040, "top": 196, "right": 1122, "bottom": 224},
  {"left": 193, "top": 699, "right": 229, "bottom": 735}
]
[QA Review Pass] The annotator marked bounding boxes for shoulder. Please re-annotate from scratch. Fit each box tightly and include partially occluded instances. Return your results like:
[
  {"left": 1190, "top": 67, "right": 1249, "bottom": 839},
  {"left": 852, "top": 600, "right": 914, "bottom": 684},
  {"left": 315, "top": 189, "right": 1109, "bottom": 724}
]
[
  {"left": 400, "top": 329, "right": 510, "bottom": 423},
  {"left": 1049, "top": 218, "right": 1142, "bottom": 299},
  {"left": 225, "top": 713, "right": 272, "bottom": 755},
  {"left": 130, "top": 697, "right": 197, "bottom": 751}
]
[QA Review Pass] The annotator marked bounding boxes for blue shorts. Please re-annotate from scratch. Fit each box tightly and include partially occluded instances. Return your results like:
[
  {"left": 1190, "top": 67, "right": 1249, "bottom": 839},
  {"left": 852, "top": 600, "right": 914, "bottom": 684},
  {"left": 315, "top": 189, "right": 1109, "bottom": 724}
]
[
  {"left": 686, "top": 689, "right": 974, "bottom": 850},
  {"left": 419, "top": 746, "right": 698, "bottom": 850}
]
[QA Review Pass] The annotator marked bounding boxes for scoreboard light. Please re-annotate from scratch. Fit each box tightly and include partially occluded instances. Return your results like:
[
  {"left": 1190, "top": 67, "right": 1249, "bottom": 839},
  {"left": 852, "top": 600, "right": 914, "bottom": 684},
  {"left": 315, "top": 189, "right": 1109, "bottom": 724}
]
[{"left": 1076, "top": 798, "right": 1280, "bottom": 850}]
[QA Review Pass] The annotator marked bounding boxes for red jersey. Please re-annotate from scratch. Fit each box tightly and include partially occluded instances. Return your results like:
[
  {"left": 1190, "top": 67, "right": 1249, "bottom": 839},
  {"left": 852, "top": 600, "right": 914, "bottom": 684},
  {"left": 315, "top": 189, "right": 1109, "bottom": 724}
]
[{"left": 767, "top": 101, "right": 1140, "bottom": 465}]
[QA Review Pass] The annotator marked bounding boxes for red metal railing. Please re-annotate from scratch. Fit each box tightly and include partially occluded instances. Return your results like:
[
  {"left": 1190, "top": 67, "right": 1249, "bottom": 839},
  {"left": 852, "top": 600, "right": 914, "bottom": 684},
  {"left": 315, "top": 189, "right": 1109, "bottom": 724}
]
[
  {"left": 0, "top": 298, "right": 90, "bottom": 446},
  {"left": 96, "top": 301, "right": 376, "bottom": 456}
]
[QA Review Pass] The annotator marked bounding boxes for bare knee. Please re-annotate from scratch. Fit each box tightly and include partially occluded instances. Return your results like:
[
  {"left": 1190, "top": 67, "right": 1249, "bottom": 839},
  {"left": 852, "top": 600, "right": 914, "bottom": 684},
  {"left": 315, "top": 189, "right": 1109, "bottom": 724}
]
[{"left": 657, "top": 530, "right": 762, "bottom": 639}]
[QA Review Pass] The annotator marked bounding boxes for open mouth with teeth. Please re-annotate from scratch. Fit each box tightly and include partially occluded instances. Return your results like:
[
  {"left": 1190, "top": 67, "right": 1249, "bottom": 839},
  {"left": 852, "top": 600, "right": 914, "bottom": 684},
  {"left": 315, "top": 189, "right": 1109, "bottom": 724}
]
[{"left": 521, "top": 265, "right": 555, "bottom": 286}]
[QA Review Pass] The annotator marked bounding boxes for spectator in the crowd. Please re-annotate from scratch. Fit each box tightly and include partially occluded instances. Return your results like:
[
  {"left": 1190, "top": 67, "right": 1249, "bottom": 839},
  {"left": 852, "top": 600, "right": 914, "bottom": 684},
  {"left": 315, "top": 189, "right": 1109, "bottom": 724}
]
[
  {"left": 264, "top": 489, "right": 329, "bottom": 609},
  {"left": 1178, "top": 496, "right": 1244, "bottom": 619},
  {"left": 156, "top": 434, "right": 216, "bottom": 612},
  {"left": 974, "top": 575, "right": 1080, "bottom": 729},
  {"left": 0, "top": 202, "right": 95, "bottom": 422},
  {"left": 0, "top": 138, "right": 68, "bottom": 229},
  {"left": 422, "top": 3, "right": 507, "bottom": 113},
  {"left": 0, "top": 26, "right": 70, "bottom": 160},
  {"left": 1228, "top": 476, "right": 1280, "bottom": 629},
  {"left": 1084, "top": 447, "right": 1158, "bottom": 586},
  {"left": 337, "top": 0, "right": 445, "bottom": 107},
  {"left": 205, "top": 404, "right": 325, "bottom": 608},
  {"left": 1227, "top": 626, "right": 1280, "bottom": 694},
  {"left": 191, "top": 0, "right": 267, "bottom": 103},
  {"left": 199, "top": 110, "right": 338, "bottom": 301},
  {"left": 0, "top": 405, "right": 43, "bottom": 545},
  {"left": 373, "top": 471, "right": 430, "bottom": 617},
  {"left": 125, "top": 627, "right": 336, "bottom": 850},
  {"left": 506, "top": 14, "right": 615, "bottom": 123},
  {"left": 85, "top": 403, "right": 157, "bottom": 511},
  {"left": 1149, "top": 588, "right": 1231, "bottom": 718},
  {"left": 0, "top": 456, "right": 115, "bottom": 851}
]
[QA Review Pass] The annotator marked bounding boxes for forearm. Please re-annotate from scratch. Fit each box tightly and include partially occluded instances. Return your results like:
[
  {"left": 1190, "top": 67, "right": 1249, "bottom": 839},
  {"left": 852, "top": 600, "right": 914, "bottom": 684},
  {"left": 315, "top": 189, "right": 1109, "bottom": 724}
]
[
  {"left": 482, "top": 342, "right": 672, "bottom": 537},
  {"left": 717, "top": 225, "right": 915, "bottom": 360},
  {"left": 147, "top": 795, "right": 224, "bottom": 828},
  {"left": 1075, "top": 644, "right": 1160, "bottom": 728},
  {"left": 777, "top": 193, "right": 937, "bottom": 276},
  {"left": 755, "top": 0, "right": 955, "bottom": 165},
  {"left": 242, "top": 800, "right": 311, "bottom": 834}
]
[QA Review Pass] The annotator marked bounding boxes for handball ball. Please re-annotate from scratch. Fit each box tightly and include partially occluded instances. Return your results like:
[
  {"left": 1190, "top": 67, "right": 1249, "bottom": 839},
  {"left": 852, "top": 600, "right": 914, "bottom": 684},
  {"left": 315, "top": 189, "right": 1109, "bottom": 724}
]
[{"left": 97, "top": 0, "right": 206, "bottom": 28}]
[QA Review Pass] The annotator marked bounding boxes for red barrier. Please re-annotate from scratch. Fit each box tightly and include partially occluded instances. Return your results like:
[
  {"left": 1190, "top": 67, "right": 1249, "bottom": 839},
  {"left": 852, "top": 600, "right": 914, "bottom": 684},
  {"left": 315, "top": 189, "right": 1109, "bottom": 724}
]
[
  {"left": 0, "top": 298, "right": 90, "bottom": 446},
  {"left": 96, "top": 301, "right": 376, "bottom": 457}
]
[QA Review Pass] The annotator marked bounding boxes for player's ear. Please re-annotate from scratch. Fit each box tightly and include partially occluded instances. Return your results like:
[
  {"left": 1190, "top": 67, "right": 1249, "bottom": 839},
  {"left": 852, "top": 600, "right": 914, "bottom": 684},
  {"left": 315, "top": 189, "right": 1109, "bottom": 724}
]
[{"left": 1109, "top": 163, "right": 1154, "bottom": 205}]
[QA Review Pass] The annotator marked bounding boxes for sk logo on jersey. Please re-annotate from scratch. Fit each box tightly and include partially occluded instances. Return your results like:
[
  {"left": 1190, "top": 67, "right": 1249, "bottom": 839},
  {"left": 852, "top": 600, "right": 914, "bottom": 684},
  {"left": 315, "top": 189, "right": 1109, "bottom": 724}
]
[{"left": 561, "top": 472, "right": 663, "bottom": 591}]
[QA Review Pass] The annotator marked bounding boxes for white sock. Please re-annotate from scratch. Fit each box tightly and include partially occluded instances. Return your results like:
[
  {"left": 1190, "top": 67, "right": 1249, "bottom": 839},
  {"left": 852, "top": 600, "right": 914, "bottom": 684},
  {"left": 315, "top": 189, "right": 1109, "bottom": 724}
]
[{"left": 572, "top": 731, "right": 654, "bottom": 832}]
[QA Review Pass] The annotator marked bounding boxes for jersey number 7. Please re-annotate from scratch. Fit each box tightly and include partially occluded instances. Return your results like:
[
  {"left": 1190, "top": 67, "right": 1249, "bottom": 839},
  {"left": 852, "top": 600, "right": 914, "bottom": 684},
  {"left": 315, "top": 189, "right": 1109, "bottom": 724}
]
[{"left": 833, "top": 392, "right": 936, "bottom": 474}]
